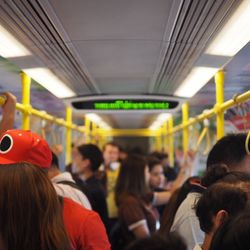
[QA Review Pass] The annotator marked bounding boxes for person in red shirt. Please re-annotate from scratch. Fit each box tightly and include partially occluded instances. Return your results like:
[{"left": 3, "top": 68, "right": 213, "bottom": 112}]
[{"left": 0, "top": 129, "right": 110, "bottom": 250}]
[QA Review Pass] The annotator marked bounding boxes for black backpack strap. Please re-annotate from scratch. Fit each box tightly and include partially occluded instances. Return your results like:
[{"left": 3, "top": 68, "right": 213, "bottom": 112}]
[{"left": 57, "top": 180, "right": 82, "bottom": 192}]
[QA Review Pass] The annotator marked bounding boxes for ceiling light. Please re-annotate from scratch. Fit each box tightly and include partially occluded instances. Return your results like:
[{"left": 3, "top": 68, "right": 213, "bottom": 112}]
[
  {"left": 0, "top": 25, "right": 31, "bottom": 58},
  {"left": 206, "top": 0, "right": 250, "bottom": 56},
  {"left": 149, "top": 113, "right": 170, "bottom": 130},
  {"left": 86, "top": 113, "right": 101, "bottom": 123},
  {"left": 23, "top": 68, "right": 76, "bottom": 98},
  {"left": 86, "top": 113, "right": 111, "bottom": 130},
  {"left": 175, "top": 67, "right": 218, "bottom": 98}
]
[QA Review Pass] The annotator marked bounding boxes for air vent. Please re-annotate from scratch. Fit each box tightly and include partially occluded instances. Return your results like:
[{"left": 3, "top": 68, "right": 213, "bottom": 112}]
[
  {"left": 0, "top": 0, "right": 99, "bottom": 95},
  {"left": 151, "top": 0, "right": 240, "bottom": 94}
]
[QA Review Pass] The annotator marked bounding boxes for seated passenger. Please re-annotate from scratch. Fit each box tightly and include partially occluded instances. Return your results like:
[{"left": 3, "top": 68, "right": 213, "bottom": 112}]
[
  {"left": 170, "top": 133, "right": 250, "bottom": 250},
  {"left": 125, "top": 233, "right": 187, "bottom": 250},
  {"left": 195, "top": 170, "right": 250, "bottom": 250},
  {"left": 210, "top": 210, "right": 250, "bottom": 250},
  {"left": 0, "top": 162, "right": 70, "bottom": 249},
  {"left": 114, "top": 154, "right": 188, "bottom": 248},
  {"left": 72, "top": 143, "right": 109, "bottom": 228},
  {"left": 0, "top": 129, "right": 110, "bottom": 250},
  {"left": 48, "top": 151, "right": 92, "bottom": 209}
]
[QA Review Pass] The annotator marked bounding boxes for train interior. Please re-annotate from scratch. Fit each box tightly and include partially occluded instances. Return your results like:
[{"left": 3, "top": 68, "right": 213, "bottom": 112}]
[{"left": 0, "top": 1, "right": 249, "bottom": 172}]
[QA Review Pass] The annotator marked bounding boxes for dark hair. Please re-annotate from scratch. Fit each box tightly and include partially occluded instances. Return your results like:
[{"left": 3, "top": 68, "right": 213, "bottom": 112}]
[
  {"left": 103, "top": 142, "right": 120, "bottom": 151},
  {"left": 206, "top": 133, "right": 248, "bottom": 169},
  {"left": 125, "top": 233, "right": 186, "bottom": 250},
  {"left": 115, "top": 154, "right": 148, "bottom": 205},
  {"left": 51, "top": 151, "right": 59, "bottom": 168},
  {"left": 159, "top": 176, "right": 202, "bottom": 234},
  {"left": 0, "top": 163, "right": 70, "bottom": 250},
  {"left": 210, "top": 210, "right": 250, "bottom": 250},
  {"left": 150, "top": 152, "right": 168, "bottom": 161},
  {"left": 77, "top": 144, "right": 103, "bottom": 172},
  {"left": 195, "top": 181, "right": 250, "bottom": 234},
  {"left": 147, "top": 156, "right": 161, "bottom": 172},
  {"left": 201, "top": 164, "right": 229, "bottom": 187}
]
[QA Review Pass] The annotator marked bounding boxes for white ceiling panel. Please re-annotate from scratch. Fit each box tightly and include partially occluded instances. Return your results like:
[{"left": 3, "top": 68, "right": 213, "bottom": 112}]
[{"left": 49, "top": 0, "right": 173, "bottom": 41}]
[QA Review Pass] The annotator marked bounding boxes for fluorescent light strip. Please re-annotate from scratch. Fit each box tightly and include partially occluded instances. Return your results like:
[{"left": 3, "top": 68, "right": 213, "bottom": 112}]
[
  {"left": 149, "top": 113, "right": 170, "bottom": 130},
  {"left": 206, "top": 0, "right": 250, "bottom": 56},
  {"left": 0, "top": 25, "right": 31, "bottom": 58},
  {"left": 86, "top": 113, "right": 111, "bottom": 130},
  {"left": 175, "top": 67, "right": 218, "bottom": 98},
  {"left": 23, "top": 68, "right": 75, "bottom": 98}
]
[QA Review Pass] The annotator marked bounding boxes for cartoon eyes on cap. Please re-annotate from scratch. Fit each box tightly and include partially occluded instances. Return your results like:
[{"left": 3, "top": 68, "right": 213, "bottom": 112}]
[{"left": 0, "top": 134, "right": 13, "bottom": 154}]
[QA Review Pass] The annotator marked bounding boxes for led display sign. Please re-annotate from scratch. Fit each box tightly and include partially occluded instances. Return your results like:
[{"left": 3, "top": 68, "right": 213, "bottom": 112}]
[{"left": 72, "top": 99, "right": 178, "bottom": 110}]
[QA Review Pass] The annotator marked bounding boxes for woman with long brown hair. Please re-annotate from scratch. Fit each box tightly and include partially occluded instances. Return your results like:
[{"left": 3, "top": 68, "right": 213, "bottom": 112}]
[
  {"left": 114, "top": 154, "right": 188, "bottom": 248},
  {"left": 0, "top": 162, "right": 70, "bottom": 250}
]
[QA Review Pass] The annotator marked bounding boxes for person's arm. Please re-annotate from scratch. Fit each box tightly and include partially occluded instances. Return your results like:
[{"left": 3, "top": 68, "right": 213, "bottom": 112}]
[
  {"left": 154, "top": 156, "right": 193, "bottom": 206},
  {"left": 154, "top": 169, "right": 187, "bottom": 206},
  {"left": 130, "top": 220, "right": 150, "bottom": 239},
  {"left": 0, "top": 92, "right": 16, "bottom": 136}
]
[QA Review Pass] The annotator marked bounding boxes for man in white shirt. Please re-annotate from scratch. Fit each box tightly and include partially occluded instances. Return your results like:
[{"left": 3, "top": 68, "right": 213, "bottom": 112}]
[{"left": 48, "top": 152, "right": 92, "bottom": 209}]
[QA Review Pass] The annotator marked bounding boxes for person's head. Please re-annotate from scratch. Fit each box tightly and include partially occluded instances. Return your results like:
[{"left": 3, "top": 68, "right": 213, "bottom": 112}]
[
  {"left": 115, "top": 154, "right": 149, "bottom": 205},
  {"left": 196, "top": 177, "right": 250, "bottom": 236},
  {"left": 73, "top": 143, "right": 103, "bottom": 174},
  {"left": 0, "top": 130, "right": 69, "bottom": 249},
  {"left": 147, "top": 156, "right": 165, "bottom": 189},
  {"left": 126, "top": 233, "right": 186, "bottom": 250},
  {"left": 47, "top": 152, "right": 61, "bottom": 179},
  {"left": 207, "top": 133, "right": 250, "bottom": 172},
  {"left": 0, "top": 163, "right": 70, "bottom": 250},
  {"left": 210, "top": 210, "right": 250, "bottom": 250},
  {"left": 103, "top": 142, "right": 120, "bottom": 166}
]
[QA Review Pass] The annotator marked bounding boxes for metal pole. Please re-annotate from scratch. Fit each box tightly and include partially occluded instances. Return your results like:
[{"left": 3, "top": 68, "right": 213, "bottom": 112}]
[
  {"left": 182, "top": 102, "right": 189, "bottom": 158},
  {"left": 168, "top": 116, "right": 174, "bottom": 167},
  {"left": 215, "top": 70, "right": 225, "bottom": 140},
  {"left": 66, "top": 106, "right": 72, "bottom": 165},
  {"left": 21, "top": 72, "right": 31, "bottom": 130}
]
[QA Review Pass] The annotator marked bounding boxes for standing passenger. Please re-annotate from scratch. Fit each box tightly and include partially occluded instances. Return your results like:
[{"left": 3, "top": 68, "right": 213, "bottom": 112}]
[
  {"left": 114, "top": 154, "right": 188, "bottom": 248},
  {"left": 171, "top": 133, "right": 250, "bottom": 250},
  {"left": 48, "top": 151, "right": 92, "bottom": 209},
  {"left": 99, "top": 142, "right": 121, "bottom": 231},
  {"left": 0, "top": 129, "right": 111, "bottom": 250},
  {"left": 72, "top": 143, "right": 109, "bottom": 228}
]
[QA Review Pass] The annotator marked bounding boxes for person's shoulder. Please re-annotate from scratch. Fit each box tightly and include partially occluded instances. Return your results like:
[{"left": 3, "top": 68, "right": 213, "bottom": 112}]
[
  {"left": 64, "top": 197, "right": 93, "bottom": 216},
  {"left": 120, "top": 194, "right": 140, "bottom": 208}
]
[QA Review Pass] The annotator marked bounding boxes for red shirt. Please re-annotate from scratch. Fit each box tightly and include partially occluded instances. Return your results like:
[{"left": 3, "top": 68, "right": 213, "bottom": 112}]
[{"left": 63, "top": 197, "right": 110, "bottom": 250}]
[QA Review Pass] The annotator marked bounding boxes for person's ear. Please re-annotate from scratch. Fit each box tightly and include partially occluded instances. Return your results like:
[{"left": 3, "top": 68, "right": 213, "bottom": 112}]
[
  {"left": 82, "top": 158, "right": 91, "bottom": 168},
  {"left": 214, "top": 210, "right": 228, "bottom": 230}
]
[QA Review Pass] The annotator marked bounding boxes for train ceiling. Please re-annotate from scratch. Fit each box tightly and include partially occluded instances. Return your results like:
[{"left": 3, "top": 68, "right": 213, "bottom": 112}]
[{"left": 0, "top": 0, "right": 249, "bottom": 128}]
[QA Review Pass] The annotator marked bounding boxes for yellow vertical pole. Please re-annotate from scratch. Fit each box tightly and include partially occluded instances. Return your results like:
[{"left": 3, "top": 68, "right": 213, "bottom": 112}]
[
  {"left": 163, "top": 121, "right": 168, "bottom": 152},
  {"left": 92, "top": 122, "right": 97, "bottom": 144},
  {"left": 156, "top": 129, "right": 161, "bottom": 152},
  {"left": 21, "top": 72, "right": 31, "bottom": 130},
  {"left": 215, "top": 70, "right": 225, "bottom": 140},
  {"left": 168, "top": 116, "right": 174, "bottom": 167},
  {"left": 182, "top": 102, "right": 189, "bottom": 158},
  {"left": 66, "top": 106, "right": 72, "bottom": 165},
  {"left": 85, "top": 116, "right": 91, "bottom": 143}
]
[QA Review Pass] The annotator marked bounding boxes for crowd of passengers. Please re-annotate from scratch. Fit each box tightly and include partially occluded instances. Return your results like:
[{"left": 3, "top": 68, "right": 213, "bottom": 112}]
[{"left": 0, "top": 92, "right": 249, "bottom": 250}]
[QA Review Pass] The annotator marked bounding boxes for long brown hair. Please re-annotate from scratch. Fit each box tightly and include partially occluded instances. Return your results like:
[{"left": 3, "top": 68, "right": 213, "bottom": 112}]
[
  {"left": 0, "top": 163, "right": 70, "bottom": 250},
  {"left": 115, "top": 154, "right": 149, "bottom": 205}
]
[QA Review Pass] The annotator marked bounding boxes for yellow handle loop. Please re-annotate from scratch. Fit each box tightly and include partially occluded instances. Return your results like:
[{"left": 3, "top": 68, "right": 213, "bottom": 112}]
[{"left": 246, "top": 130, "right": 250, "bottom": 155}]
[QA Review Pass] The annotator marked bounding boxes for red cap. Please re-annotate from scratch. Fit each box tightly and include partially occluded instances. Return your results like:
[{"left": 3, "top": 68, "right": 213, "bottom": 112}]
[{"left": 0, "top": 129, "right": 52, "bottom": 168}]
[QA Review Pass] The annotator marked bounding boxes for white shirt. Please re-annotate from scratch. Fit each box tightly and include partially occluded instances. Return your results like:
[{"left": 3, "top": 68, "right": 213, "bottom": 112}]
[
  {"left": 51, "top": 172, "right": 92, "bottom": 210},
  {"left": 193, "top": 245, "right": 202, "bottom": 250},
  {"left": 171, "top": 192, "right": 204, "bottom": 250}
]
